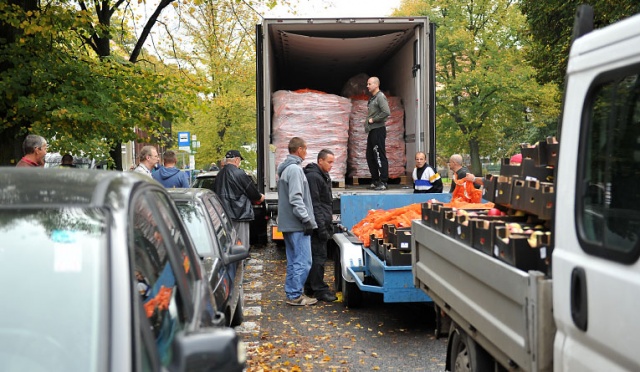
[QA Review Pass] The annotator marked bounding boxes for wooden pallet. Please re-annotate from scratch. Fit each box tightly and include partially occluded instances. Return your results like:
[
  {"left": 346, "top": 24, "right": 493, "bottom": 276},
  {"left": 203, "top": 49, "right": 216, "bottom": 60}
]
[
  {"left": 346, "top": 176, "right": 373, "bottom": 186},
  {"left": 332, "top": 180, "right": 346, "bottom": 188},
  {"left": 346, "top": 175, "right": 410, "bottom": 186}
]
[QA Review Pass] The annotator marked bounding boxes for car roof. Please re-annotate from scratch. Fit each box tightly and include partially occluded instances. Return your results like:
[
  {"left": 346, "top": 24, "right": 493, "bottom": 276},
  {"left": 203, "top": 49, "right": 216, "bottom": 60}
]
[
  {"left": 167, "top": 187, "right": 216, "bottom": 202},
  {"left": 0, "top": 168, "right": 153, "bottom": 207},
  {"left": 196, "top": 171, "right": 219, "bottom": 178}
]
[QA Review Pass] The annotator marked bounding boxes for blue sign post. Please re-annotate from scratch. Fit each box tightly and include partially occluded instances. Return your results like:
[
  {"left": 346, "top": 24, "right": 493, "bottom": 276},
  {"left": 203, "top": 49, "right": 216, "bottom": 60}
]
[{"left": 178, "top": 132, "right": 190, "bottom": 152}]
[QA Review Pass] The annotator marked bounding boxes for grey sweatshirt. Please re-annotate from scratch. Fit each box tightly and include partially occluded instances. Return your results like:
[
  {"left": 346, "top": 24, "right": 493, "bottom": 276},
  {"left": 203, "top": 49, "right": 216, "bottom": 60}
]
[
  {"left": 365, "top": 91, "right": 391, "bottom": 133},
  {"left": 276, "top": 154, "right": 317, "bottom": 232}
]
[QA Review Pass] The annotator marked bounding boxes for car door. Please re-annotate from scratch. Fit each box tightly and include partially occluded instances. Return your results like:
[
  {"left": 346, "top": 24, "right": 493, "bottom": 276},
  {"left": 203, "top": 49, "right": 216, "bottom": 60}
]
[
  {"left": 553, "top": 42, "right": 640, "bottom": 370},
  {"left": 129, "top": 187, "right": 222, "bottom": 368},
  {"left": 202, "top": 194, "right": 233, "bottom": 311},
  {"left": 206, "top": 193, "right": 244, "bottom": 311}
]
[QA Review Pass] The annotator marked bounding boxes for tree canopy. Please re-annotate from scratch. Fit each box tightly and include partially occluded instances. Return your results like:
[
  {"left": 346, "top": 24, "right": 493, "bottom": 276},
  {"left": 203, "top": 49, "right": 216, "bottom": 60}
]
[
  {"left": 520, "top": 0, "right": 640, "bottom": 88},
  {"left": 394, "top": 0, "right": 560, "bottom": 174},
  {"left": 168, "top": 0, "right": 260, "bottom": 171},
  {"left": 0, "top": 0, "right": 284, "bottom": 169}
]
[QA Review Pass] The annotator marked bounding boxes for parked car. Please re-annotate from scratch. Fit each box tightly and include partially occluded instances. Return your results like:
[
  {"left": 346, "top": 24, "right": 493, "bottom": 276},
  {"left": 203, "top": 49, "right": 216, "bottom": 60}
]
[
  {"left": 44, "top": 152, "right": 108, "bottom": 169},
  {"left": 0, "top": 168, "right": 246, "bottom": 372},
  {"left": 191, "top": 170, "right": 219, "bottom": 189},
  {"left": 168, "top": 188, "right": 249, "bottom": 327}
]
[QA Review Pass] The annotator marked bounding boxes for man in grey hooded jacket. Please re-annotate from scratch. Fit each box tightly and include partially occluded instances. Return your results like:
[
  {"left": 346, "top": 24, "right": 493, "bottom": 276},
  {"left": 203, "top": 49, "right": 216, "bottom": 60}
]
[{"left": 277, "top": 137, "right": 318, "bottom": 306}]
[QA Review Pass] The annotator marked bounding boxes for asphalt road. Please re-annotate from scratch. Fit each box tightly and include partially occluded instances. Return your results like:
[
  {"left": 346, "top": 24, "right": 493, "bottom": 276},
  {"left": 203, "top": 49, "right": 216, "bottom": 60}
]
[{"left": 236, "top": 243, "right": 448, "bottom": 371}]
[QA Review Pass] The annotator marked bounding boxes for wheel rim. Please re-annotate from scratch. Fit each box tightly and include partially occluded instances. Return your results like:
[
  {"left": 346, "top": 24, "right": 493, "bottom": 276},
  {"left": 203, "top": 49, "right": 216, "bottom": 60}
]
[{"left": 454, "top": 346, "right": 470, "bottom": 372}]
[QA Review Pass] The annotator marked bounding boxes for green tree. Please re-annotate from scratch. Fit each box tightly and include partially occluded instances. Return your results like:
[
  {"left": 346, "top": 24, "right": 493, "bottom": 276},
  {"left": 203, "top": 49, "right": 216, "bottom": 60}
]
[
  {"left": 520, "top": 1, "right": 640, "bottom": 88},
  {"left": 170, "top": 0, "right": 259, "bottom": 171},
  {"left": 394, "top": 0, "right": 560, "bottom": 174},
  {"left": 0, "top": 0, "right": 285, "bottom": 169},
  {"left": 0, "top": 1, "right": 197, "bottom": 168}
]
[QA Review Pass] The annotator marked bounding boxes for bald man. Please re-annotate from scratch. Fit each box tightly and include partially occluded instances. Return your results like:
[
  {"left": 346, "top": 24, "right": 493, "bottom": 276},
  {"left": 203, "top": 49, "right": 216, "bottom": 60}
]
[
  {"left": 448, "top": 154, "right": 482, "bottom": 193},
  {"left": 365, "top": 76, "right": 391, "bottom": 191}
]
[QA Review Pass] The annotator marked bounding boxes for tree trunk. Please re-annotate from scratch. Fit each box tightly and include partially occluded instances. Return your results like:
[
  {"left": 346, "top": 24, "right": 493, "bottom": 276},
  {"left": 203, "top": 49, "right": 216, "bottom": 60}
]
[
  {"left": 109, "top": 146, "right": 123, "bottom": 171},
  {"left": 468, "top": 138, "right": 482, "bottom": 176}
]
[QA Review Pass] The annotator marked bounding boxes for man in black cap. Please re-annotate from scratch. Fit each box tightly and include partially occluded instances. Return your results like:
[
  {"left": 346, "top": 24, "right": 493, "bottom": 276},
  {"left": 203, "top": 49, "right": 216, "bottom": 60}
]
[{"left": 214, "top": 150, "right": 265, "bottom": 249}]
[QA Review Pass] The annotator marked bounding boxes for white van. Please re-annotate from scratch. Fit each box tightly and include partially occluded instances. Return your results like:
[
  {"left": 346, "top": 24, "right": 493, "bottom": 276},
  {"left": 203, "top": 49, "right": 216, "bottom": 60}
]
[
  {"left": 552, "top": 9, "right": 640, "bottom": 371},
  {"left": 412, "top": 7, "right": 640, "bottom": 371}
]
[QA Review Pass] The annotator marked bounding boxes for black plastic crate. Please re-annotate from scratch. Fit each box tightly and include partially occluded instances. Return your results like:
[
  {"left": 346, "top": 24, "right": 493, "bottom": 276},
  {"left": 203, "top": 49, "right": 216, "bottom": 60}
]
[
  {"left": 510, "top": 178, "right": 527, "bottom": 211},
  {"left": 536, "top": 183, "right": 555, "bottom": 220},
  {"left": 521, "top": 158, "right": 554, "bottom": 183},
  {"left": 495, "top": 176, "right": 514, "bottom": 206},
  {"left": 442, "top": 210, "right": 458, "bottom": 237},
  {"left": 385, "top": 246, "right": 412, "bottom": 266},
  {"left": 392, "top": 229, "right": 412, "bottom": 251},
  {"left": 472, "top": 219, "right": 507, "bottom": 256},
  {"left": 382, "top": 223, "right": 395, "bottom": 244},
  {"left": 482, "top": 174, "right": 497, "bottom": 202},
  {"left": 521, "top": 141, "right": 548, "bottom": 166},
  {"left": 500, "top": 157, "right": 522, "bottom": 177},
  {"left": 546, "top": 137, "right": 559, "bottom": 167},
  {"left": 523, "top": 180, "right": 541, "bottom": 216},
  {"left": 454, "top": 215, "right": 473, "bottom": 245},
  {"left": 369, "top": 233, "right": 386, "bottom": 261},
  {"left": 430, "top": 203, "right": 451, "bottom": 232},
  {"left": 494, "top": 227, "right": 552, "bottom": 273},
  {"left": 421, "top": 202, "right": 432, "bottom": 225}
]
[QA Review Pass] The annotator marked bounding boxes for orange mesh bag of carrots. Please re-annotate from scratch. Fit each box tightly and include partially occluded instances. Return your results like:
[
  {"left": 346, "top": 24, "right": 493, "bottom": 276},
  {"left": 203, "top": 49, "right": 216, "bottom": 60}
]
[
  {"left": 451, "top": 177, "right": 483, "bottom": 204},
  {"left": 352, "top": 203, "right": 422, "bottom": 247},
  {"left": 144, "top": 286, "right": 173, "bottom": 318}
]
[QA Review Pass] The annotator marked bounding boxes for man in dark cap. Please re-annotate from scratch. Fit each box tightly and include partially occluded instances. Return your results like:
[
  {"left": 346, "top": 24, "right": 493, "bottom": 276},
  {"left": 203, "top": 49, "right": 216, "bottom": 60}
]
[{"left": 214, "top": 150, "right": 265, "bottom": 249}]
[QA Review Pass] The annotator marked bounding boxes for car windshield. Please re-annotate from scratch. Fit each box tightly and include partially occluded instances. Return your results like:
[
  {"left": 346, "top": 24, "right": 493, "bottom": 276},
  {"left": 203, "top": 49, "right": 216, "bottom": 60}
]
[
  {"left": 174, "top": 202, "right": 218, "bottom": 257},
  {"left": 192, "top": 177, "right": 216, "bottom": 190},
  {"left": 0, "top": 208, "right": 108, "bottom": 372}
]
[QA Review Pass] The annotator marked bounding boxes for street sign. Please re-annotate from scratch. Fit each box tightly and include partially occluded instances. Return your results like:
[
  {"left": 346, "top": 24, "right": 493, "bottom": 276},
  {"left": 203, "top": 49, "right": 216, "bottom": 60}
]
[{"left": 178, "top": 131, "right": 190, "bottom": 152}]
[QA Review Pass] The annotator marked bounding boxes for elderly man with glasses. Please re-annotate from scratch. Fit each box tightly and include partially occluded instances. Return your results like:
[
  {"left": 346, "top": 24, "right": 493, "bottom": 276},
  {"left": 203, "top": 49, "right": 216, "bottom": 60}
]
[{"left": 133, "top": 146, "right": 159, "bottom": 177}]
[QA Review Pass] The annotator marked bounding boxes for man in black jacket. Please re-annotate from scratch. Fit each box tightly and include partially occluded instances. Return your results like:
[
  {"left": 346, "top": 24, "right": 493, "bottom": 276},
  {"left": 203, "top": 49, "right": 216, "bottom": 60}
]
[
  {"left": 303, "top": 149, "right": 337, "bottom": 302},
  {"left": 214, "top": 150, "right": 264, "bottom": 249}
]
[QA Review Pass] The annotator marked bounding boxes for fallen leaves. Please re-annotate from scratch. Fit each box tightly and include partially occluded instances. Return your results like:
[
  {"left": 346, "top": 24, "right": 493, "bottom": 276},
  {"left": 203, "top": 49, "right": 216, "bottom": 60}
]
[{"left": 242, "top": 245, "right": 444, "bottom": 371}]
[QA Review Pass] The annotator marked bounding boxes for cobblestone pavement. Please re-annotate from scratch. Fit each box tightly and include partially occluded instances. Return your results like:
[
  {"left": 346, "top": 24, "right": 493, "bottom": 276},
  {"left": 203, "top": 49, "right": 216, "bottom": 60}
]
[{"left": 235, "top": 243, "right": 448, "bottom": 371}]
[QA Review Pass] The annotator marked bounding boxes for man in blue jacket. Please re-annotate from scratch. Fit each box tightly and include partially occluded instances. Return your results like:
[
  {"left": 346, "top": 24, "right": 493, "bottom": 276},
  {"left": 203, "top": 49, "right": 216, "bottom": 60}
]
[
  {"left": 277, "top": 137, "right": 318, "bottom": 306},
  {"left": 152, "top": 150, "right": 189, "bottom": 188}
]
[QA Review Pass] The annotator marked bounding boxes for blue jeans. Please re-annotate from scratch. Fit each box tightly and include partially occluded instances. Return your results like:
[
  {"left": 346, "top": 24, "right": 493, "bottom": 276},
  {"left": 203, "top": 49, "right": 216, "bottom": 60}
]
[{"left": 283, "top": 231, "right": 312, "bottom": 300}]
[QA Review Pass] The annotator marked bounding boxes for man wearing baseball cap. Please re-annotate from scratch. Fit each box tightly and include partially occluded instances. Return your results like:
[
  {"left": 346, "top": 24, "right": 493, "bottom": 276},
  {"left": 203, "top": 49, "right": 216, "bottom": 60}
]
[{"left": 214, "top": 150, "right": 265, "bottom": 249}]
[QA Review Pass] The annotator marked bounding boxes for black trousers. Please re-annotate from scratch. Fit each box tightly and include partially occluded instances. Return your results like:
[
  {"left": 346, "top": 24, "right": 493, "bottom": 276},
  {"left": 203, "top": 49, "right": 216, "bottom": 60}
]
[
  {"left": 366, "top": 126, "right": 388, "bottom": 183},
  {"left": 305, "top": 232, "right": 330, "bottom": 295}
]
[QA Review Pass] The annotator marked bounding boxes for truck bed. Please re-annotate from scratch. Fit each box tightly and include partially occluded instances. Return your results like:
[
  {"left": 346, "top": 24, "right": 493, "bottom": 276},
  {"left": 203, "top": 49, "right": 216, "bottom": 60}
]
[{"left": 412, "top": 220, "right": 555, "bottom": 371}]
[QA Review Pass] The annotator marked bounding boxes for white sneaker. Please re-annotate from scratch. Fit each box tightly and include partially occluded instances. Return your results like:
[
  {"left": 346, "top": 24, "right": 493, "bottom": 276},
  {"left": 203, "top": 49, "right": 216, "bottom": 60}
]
[{"left": 286, "top": 294, "right": 318, "bottom": 306}]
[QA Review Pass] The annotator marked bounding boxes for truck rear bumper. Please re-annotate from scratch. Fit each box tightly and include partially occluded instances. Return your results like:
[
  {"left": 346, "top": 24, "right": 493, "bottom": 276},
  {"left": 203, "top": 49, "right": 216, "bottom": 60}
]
[
  {"left": 334, "top": 232, "right": 431, "bottom": 303},
  {"left": 347, "top": 251, "right": 432, "bottom": 303}
]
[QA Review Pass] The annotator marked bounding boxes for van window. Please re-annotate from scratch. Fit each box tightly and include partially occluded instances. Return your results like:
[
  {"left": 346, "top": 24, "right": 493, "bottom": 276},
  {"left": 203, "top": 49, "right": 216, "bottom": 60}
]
[{"left": 579, "top": 67, "right": 640, "bottom": 263}]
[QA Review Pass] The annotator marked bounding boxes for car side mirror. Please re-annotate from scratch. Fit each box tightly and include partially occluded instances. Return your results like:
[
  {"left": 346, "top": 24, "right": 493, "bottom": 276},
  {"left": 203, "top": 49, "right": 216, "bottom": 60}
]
[
  {"left": 224, "top": 244, "right": 250, "bottom": 265},
  {"left": 169, "top": 328, "right": 246, "bottom": 372}
]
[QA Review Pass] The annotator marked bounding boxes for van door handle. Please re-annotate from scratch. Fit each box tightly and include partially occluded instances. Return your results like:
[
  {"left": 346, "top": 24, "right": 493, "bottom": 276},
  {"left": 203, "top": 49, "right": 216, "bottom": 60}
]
[{"left": 571, "top": 267, "right": 588, "bottom": 331}]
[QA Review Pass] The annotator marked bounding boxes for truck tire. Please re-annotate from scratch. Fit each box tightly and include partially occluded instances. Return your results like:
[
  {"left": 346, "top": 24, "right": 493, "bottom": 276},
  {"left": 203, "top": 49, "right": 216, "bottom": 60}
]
[
  {"left": 342, "top": 279, "right": 363, "bottom": 308},
  {"left": 448, "top": 325, "right": 493, "bottom": 372}
]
